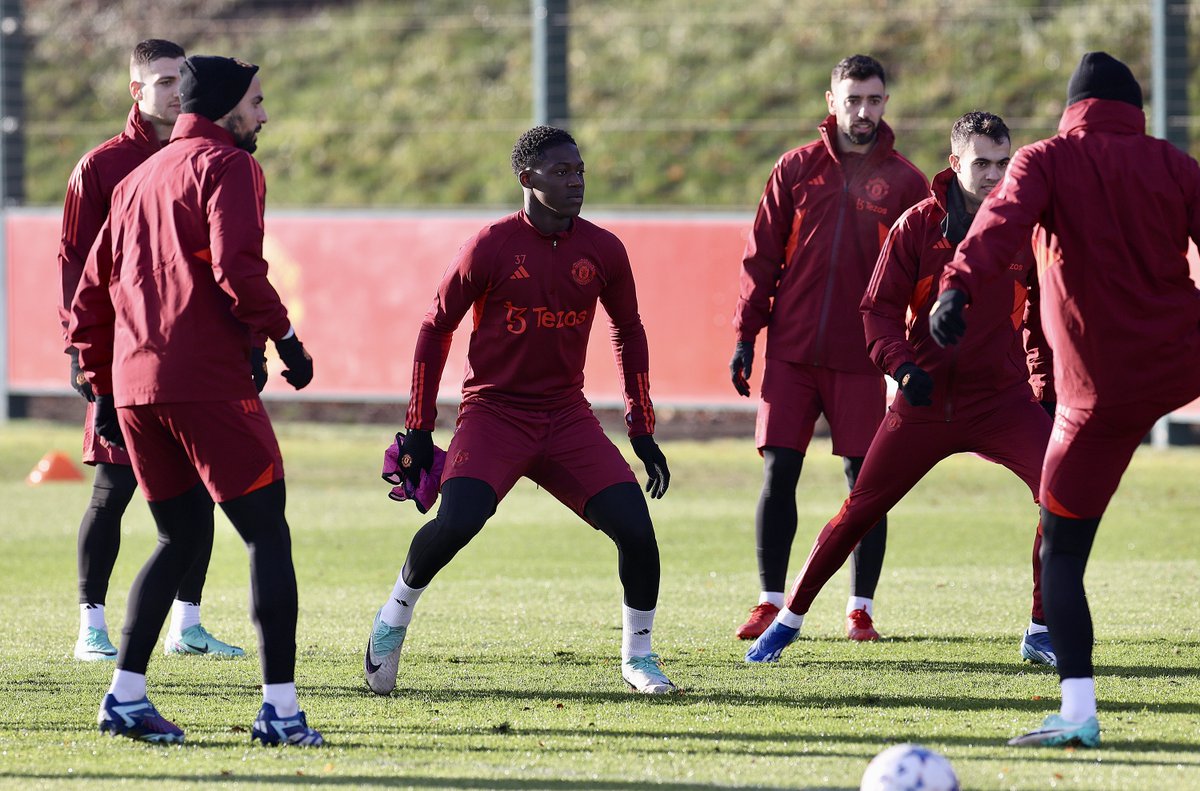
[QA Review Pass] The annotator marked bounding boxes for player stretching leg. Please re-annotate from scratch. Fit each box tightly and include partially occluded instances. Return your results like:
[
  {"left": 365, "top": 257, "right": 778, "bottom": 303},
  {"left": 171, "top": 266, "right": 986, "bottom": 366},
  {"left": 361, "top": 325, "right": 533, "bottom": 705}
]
[
  {"left": 747, "top": 112, "right": 1053, "bottom": 667},
  {"left": 365, "top": 126, "right": 675, "bottom": 696},
  {"left": 57, "top": 39, "right": 241, "bottom": 662},
  {"left": 931, "top": 53, "right": 1200, "bottom": 749},
  {"left": 731, "top": 55, "right": 927, "bottom": 642}
]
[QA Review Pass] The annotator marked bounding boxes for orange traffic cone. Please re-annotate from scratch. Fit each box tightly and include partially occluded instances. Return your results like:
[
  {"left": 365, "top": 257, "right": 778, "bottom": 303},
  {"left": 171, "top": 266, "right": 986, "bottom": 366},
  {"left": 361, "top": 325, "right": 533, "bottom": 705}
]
[{"left": 26, "top": 451, "right": 85, "bottom": 485}]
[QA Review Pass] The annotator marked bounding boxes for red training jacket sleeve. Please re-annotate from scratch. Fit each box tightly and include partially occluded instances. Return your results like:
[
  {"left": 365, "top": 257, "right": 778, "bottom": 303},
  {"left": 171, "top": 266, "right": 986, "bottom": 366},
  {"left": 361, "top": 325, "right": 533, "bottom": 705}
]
[
  {"left": 862, "top": 211, "right": 922, "bottom": 377},
  {"left": 67, "top": 218, "right": 117, "bottom": 395},
  {"left": 1021, "top": 254, "right": 1055, "bottom": 403},
  {"left": 734, "top": 156, "right": 794, "bottom": 343},
  {"left": 941, "top": 147, "right": 1052, "bottom": 302},
  {"left": 57, "top": 159, "right": 109, "bottom": 349},
  {"left": 599, "top": 238, "right": 654, "bottom": 437},
  {"left": 206, "top": 155, "right": 292, "bottom": 341},
  {"left": 405, "top": 241, "right": 488, "bottom": 432}
]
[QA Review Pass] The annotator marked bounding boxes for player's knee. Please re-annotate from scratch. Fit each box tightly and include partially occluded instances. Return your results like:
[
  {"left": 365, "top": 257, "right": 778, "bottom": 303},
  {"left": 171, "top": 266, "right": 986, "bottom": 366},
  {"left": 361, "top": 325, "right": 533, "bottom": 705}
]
[
  {"left": 762, "top": 447, "right": 804, "bottom": 490},
  {"left": 1040, "top": 511, "right": 1101, "bottom": 559}
]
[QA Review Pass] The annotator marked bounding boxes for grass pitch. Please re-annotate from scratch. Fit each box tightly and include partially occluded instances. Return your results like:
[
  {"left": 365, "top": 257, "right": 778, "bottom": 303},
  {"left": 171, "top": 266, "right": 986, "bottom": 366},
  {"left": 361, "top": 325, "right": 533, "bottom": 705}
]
[{"left": 1, "top": 417, "right": 1198, "bottom": 790}]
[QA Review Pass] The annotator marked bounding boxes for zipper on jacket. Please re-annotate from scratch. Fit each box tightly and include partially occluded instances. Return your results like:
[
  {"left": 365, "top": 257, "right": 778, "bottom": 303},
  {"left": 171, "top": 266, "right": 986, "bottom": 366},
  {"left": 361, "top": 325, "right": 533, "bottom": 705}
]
[{"left": 812, "top": 178, "right": 851, "bottom": 365}]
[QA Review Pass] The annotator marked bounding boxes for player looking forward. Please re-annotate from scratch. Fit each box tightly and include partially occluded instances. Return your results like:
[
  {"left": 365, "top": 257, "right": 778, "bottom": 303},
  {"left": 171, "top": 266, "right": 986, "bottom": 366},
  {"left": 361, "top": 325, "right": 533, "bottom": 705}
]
[
  {"left": 365, "top": 125, "right": 676, "bottom": 697},
  {"left": 746, "top": 111, "right": 1056, "bottom": 669},
  {"left": 730, "top": 54, "right": 927, "bottom": 641},
  {"left": 931, "top": 52, "right": 1200, "bottom": 749},
  {"left": 57, "top": 39, "right": 244, "bottom": 663}
]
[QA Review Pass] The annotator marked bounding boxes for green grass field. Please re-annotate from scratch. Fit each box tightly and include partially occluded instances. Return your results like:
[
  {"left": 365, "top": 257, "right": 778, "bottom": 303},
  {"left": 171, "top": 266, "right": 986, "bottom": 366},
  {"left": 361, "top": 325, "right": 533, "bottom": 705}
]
[{"left": 1, "top": 418, "right": 1198, "bottom": 790}]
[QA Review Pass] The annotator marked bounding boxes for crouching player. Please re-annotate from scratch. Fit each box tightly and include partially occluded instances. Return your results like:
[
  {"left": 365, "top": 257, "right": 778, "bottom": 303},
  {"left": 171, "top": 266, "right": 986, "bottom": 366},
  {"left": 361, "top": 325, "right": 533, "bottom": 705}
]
[
  {"left": 747, "top": 112, "right": 1055, "bottom": 666},
  {"left": 364, "top": 126, "right": 677, "bottom": 696}
]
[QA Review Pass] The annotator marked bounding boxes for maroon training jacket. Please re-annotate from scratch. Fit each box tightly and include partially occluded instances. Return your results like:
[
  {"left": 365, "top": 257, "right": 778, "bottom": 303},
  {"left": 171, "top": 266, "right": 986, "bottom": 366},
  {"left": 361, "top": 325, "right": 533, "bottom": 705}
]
[
  {"left": 863, "top": 167, "right": 1051, "bottom": 421},
  {"left": 405, "top": 210, "right": 655, "bottom": 437},
  {"left": 734, "top": 115, "right": 928, "bottom": 374},
  {"left": 69, "top": 114, "right": 292, "bottom": 404},
  {"left": 941, "top": 98, "right": 1200, "bottom": 409},
  {"left": 57, "top": 105, "right": 162, "bottom": 349}
]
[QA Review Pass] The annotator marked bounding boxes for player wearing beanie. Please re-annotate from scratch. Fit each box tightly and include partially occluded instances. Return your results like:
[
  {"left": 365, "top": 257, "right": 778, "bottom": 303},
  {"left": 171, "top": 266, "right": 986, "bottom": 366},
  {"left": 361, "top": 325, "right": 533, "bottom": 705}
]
[{"left": 931, "top": 52, "right": 1200, "bottom": 748}]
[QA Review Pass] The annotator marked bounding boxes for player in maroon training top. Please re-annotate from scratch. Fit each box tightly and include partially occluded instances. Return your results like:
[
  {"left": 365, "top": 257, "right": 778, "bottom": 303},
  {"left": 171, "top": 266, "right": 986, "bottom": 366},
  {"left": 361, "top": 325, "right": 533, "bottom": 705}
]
[
  {"left": 57, "top": 39, "right": 242, "bottom": 663},
  {"left": 932, "top": 53, "right": 1200, "bottom": 749},
  {"left": 746, "top": 112, "right": 1056, "bottom": 670},
  {"left": 365, "top": 126, "right": 677, "bottom": 696},
  {"left": 72, "top": 56, "right": 322, "bottom": 746},
  {"left": 731, "top": 55, "right": 927, "bottom": 642}
]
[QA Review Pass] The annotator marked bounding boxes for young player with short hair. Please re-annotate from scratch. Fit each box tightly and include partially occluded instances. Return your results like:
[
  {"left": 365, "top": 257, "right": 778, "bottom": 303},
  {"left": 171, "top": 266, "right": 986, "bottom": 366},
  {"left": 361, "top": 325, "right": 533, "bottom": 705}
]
[
  {"left": 364, "top": 125, "right": 676, "bottom": 697},
  {"left": 731, "top": 54, "right": 927, "bottom": 641},
  {"left": 57, "top": 39, "right": 244, "bottom": 662},
  {"left": 71, "top": 55, "right": 322, "bottom": 746},
  {"left": 931, "top": 52, "right": 1200, "bottom": 749},
  {"left": 746, "top": 111, "right": 1056, "bottom": 668}
]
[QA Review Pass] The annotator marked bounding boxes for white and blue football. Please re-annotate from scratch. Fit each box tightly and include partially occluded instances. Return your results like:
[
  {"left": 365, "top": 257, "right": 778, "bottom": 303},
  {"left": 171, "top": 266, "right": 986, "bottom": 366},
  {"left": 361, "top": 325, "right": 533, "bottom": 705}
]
[{"left": 860, "top": 743, "right": 960, "bottom": 791}]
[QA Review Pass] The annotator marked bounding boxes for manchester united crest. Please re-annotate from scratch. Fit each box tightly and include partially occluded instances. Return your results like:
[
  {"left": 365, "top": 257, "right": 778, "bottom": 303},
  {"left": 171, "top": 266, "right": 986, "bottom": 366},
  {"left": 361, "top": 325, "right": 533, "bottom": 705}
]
[
  {"left": 571, "top": 259, "right": 596, "bottom": 286},
  {"left": 864, "top": 177, "right": 890, "bottom": 201}
]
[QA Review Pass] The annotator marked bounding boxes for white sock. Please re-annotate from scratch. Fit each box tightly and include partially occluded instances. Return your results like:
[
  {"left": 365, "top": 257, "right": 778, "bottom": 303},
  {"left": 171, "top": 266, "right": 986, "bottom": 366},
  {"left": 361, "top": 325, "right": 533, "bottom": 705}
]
[
  {"left": 107, "top": 669, "right": 147, "bottom": 702},
  {"left": 1027, "top": 620, "right": 1049, "bottom": 634},
  {"left": 81, "top": 603, "right": 106, "bottom": 633},
  {"left": 759, "top": 591, "right": 785, "bottom": 608},
  {"left": 1060, "top": 677, "right": 1097, "bottom": 722},
  {"left": 169, "top": 600, "right": 201, "bottom": 635},
  {"left": 846, "top": 596, "right": 874, "bottom": 617},
  {"left": 380, "top": 578, "right": 426, "bottom": 627},
  {"left": 621, "top": 605, "right": 656, "bottom": 660},
  {"left": 777, "top": 608, "right": 805, "bottom": 630},
  {"left": 263, "top": 682, "right": 299, "bottom": 717}
]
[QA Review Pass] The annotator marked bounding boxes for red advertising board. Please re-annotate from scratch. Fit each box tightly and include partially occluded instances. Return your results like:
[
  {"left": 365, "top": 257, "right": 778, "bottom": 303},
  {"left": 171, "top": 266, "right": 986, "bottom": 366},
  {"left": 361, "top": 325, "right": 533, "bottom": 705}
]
[{"left": 7, "top": 210, "right": 756, "bottom": 409}]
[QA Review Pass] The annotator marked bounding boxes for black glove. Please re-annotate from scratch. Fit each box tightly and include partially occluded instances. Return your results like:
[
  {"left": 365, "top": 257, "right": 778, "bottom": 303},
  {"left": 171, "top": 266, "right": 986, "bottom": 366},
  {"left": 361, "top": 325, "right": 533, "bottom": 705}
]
[
  {"left": 397, "top": 429, "right": 434, "bottom": 486},
  {"left": 250, "top": 347, "right": 268, "bottom": 393},
  {"left": 929, "top": 289, "right": 968, "bottom": 347},
  {"left": 1041, "top": 401, "right": 1056, "bottom": 418},
  {"left": 67, "top": 347, "right": 95, "bottom": 402},
  {"left": 274, "top": 334, "right": 313, "bottom": 390},
  {"left": 893, "top": 362, "right": 933, "bottom": 407},
  {"left": 93, "top": 394, "right": 125, "bottom": 450},
  {"left": 630, "top": 434, "right": 670, "bottom": 499},
  {"left": 729, "top": 340, "right": 754, "bottom": 397}
]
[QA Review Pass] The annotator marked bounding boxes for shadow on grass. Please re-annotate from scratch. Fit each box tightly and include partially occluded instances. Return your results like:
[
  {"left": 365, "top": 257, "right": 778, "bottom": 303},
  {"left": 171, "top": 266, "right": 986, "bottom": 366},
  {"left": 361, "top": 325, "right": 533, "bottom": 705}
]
[{"left": 0, "top": 773, "right": 827, "bottom": 791}]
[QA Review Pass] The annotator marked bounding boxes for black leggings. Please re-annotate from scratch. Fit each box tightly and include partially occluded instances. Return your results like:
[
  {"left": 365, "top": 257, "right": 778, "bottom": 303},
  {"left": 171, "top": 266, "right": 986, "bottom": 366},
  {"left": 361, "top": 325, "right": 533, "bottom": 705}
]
[
  {"left": 845, "top": 455, "right": 887, "bottom": 601},
  {"left": 401, "top": 478, "right": 660, "bottom": 610},
  {"left": 78, "top": 463, "right": 214, "bottom": 605},
  {"left": 1039, "top": 508, "right": 1101, "bottom": 680},
  {"left": 756, "top": 450, "right": 886, "bottom": 598},
  {"left": 118, "top": 481, "right": 297, "bottom": 684}
]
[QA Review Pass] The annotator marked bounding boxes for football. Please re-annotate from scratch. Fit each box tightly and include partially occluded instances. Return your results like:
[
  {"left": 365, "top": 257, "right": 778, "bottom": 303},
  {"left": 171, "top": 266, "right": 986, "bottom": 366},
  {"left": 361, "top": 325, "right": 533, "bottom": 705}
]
[{"left": 860, "top": 743, "right": 959, "bottom": 791}]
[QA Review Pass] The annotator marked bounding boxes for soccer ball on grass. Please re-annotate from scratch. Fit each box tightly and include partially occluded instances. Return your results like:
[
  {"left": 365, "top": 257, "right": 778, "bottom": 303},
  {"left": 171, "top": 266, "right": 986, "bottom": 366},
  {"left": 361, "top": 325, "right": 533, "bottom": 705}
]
[{"left": 859, "top": 743, "right": 959, "bottom": 791}]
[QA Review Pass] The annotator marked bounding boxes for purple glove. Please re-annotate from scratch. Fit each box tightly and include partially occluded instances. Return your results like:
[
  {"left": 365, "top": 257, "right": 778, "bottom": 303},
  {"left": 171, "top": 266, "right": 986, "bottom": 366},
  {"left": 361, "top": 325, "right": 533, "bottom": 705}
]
[{"left": 383, "top": 434, "right": 446, "bottom": 514}]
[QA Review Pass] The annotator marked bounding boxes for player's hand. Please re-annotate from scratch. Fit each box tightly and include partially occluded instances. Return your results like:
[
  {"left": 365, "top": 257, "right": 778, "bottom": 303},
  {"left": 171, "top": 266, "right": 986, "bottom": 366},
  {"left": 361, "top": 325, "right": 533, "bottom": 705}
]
[
  {"left": 93, "top": 394, "right": 125, "bottom": 450},
  {"left": 893, "top": 362, "right": 934, "bottom": 407},
  {"left": 929, "top": 289, "right": 968, "bottom": 347},
  {"left": 250, "top": 346, "right": 268, "bottom": 393},
  {"left": 274, "top": 334, "right": 313, "bottom": 390},
  {"left": 397, "top": 429, "right": 434, "bottom": 486},
  {"left": 630, "top": 434, "right": 670, "bottom": 499},
  {"left": 729, "top": 341, "right": 754, "bottom": 397},
  {"left": 67, "top": 347, "right": 95, "bottom": 402}
]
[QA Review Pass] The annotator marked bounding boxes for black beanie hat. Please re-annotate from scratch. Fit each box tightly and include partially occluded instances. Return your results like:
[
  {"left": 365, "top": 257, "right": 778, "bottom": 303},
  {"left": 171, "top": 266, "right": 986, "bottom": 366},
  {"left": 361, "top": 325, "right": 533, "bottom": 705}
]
[
  {"left": 179, "top": 55, "right": 259, "bottom": 121},
  {"left": 1066, "top": 52, "right": 1143, "bottom": 109}
]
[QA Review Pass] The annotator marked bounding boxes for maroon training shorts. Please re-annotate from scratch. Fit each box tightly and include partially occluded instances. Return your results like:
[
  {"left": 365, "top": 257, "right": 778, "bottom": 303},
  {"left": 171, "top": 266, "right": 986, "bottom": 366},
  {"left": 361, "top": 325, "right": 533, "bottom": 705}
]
[
  {"left": 1041, "top": 393, "right": 1198, "bottom": 519},
  {"left": 756, "top": 360, "right": 885, "bottom": 457},
  {"left": 442, "top": 397, "right": 637, "bottom": 516},
  {"left": 118, "top": 399, "right": 284, "bottom": 503},
  {"left": 82, "top": 399, "right": 132, "bottom": 467}
]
